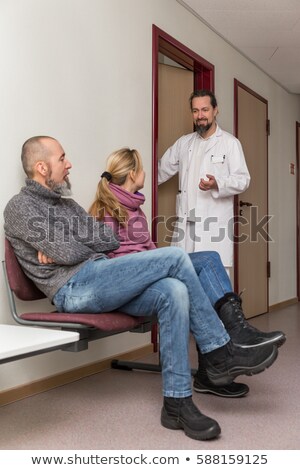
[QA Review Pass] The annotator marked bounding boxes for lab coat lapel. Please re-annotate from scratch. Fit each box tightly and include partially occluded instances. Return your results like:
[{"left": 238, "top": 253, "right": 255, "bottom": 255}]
[{"left": 204, "top": 124, "right": 222, "bottom": 153}]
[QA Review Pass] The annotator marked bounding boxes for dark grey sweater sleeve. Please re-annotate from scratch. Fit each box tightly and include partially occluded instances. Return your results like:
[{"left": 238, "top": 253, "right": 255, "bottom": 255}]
[{"left": 4, "top": 192, "right": 120, "bottom": 266}]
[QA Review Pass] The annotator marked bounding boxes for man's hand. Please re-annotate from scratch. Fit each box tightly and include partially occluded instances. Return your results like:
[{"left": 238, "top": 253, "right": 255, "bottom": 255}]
[
  {"left": 38, "top": 251, "right": 55, "bottom": 264},
  {"left": 199, "top": 174, "right": 218, "bottom": 191}
]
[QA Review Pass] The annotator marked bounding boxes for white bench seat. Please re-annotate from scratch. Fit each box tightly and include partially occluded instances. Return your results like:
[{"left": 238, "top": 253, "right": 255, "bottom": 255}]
[{"left": 0, "top": 324, "right": 79, "bottom": 364}]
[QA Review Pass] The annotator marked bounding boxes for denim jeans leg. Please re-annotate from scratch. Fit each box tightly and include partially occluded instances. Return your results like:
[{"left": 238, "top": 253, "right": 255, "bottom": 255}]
[
  {"left": 53, "top": 246, "right": 230, "bottom": 395},
  {"left": 54, "top": 247, "right": 229, "bottom": 350},
  {"left": 121, "top": 278, "right": 191, "bottom": 398},
  {"left": 189, "top": 251, "right": 232, "bottom": 306},
  {"left": 164, "top": 249, "right": 230, "bottom": 354}
]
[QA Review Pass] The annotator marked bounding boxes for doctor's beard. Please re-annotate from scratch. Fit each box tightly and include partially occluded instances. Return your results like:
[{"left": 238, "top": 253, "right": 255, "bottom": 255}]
[{"left": 195, "top": 121, "right": 213, "bottom": 136}]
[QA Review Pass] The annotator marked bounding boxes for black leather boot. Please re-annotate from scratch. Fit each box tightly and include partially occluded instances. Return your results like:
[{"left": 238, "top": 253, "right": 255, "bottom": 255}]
[
  {"left": 194, "top": 346, "right": 249, "bottom": 397},
  {"left": 203, "top": 340, "right": 278, "bottom": 386},
  {"left": 161, "top": 396, "right": 221, "bottom": 440},
  {"left": 215, "top": 293, "right": 286, "bottom": 348}
]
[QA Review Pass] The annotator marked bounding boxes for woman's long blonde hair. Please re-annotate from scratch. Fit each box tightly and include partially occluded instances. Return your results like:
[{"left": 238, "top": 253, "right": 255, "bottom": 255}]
[{"left": 89, "top": 147, "right": 143, "bottom": 226}]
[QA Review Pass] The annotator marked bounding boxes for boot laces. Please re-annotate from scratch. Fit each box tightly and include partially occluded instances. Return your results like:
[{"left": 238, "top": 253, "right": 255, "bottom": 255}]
[{"left": 230, "top": 298, "right": 257, "bottom": 332}]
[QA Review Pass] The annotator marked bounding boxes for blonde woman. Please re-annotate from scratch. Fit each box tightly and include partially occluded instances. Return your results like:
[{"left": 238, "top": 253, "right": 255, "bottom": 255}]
[{"left": 89, "top": 148, "right": 156, "bottom": 258}]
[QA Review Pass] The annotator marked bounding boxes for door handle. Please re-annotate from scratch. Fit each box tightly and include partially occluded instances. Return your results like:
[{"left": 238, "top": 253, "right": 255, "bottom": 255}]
[{"left": 239, "top": 200, "right": 253, "bottom": 207}]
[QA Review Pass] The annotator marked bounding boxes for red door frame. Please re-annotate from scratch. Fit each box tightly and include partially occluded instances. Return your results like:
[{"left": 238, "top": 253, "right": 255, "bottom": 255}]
[
  {"left": 152, "top": 25, "right": 215, "bottom": 242},
  {"left": 297, "top": 121, "right": 300, "bottom": 300}
]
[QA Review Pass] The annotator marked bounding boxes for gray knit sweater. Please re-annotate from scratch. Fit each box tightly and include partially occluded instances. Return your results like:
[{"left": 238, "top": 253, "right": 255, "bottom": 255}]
[{"left": 4, "top": 179, "right": 120, "bottom": 300}]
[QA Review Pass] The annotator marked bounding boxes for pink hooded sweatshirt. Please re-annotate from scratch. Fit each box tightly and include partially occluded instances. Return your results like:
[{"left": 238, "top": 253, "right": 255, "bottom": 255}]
[{"left": 104, "top": 183, "right": 156, "bottom": 258}]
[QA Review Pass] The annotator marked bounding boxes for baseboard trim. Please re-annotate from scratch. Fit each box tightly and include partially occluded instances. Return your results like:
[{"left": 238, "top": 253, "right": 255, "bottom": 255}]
[
  {"left": 269, "top": 297, "right": 299, "bottom": 312},
  {"left": 0, "top": 344, "right": 154, "bottom": 407}
]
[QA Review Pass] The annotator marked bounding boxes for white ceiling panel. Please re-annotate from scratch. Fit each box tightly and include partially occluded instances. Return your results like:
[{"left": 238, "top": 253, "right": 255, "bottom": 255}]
[
  {"left": 182, "top": 0, "right": 300, "bottom": 12},
  {"left": 178, "top": 0, "right": 300, "bottom": 93}
]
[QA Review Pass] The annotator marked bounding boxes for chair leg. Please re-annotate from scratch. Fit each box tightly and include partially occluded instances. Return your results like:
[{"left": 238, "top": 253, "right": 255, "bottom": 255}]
[
  {"left": 151, "top": 323, "right": 158, "bottom": 353},
  {"left": 111, "top": 326, "right": 197, "bottom": 375},
  {"left": 111, "top": 322, "right": 160, "bottom": 372},
  {"left": 111, "top": 357, "right": 197, "bottom": 375},
  {"left": 111, "top": 359, "right": 161, "bottom": 372}
]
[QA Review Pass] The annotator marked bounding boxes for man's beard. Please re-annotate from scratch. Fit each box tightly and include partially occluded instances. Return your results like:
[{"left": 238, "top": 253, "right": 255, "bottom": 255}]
[
  {"left": 195, "top": 120, "right": 213, "bottom": 136},
  {"left": 46, "top": 177, "right": 72, "bottom": 196}
]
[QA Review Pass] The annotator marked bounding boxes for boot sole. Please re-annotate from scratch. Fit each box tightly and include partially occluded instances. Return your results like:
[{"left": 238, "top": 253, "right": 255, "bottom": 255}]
[
  {"left": 236, "top": 334, "right": 286, "bottom": 349},
  {"left": 207, "top": 345, "right": 278, "bottom": 386},
  {"left": 161, "top": 408, "right": 221, "bottom": 440},
  {"left": 193, "top": 383, "right": 249, "bottom": 398}
]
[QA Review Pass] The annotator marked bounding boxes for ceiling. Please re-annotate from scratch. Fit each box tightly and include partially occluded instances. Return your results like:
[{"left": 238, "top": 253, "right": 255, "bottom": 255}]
[{"left": 178, "top": 0, "right": 300, "bottom": 94}]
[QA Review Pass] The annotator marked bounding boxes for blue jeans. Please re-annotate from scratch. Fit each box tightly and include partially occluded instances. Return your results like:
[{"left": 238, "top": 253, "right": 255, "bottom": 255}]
[
  {"left": 53, "top": 247, "right": 230, "bottom": 398},
  {"left": 188, "top": 251, "right": 232, "bottom": 306}
]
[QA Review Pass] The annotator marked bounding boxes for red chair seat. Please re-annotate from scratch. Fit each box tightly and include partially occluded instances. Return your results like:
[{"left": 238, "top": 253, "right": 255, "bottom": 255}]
[{"left": 20, "top": 311, "right": 148, "bottom": 331}]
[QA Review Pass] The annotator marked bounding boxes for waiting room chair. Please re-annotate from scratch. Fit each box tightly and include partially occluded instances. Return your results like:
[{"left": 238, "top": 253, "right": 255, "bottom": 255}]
[{"left": 2, "top": 238, "right": 159, "bottom": 371}]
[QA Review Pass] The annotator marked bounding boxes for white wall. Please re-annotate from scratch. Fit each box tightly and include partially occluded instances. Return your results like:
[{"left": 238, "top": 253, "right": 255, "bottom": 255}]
[{"left": 1, "top": 0, "right": 299, "bottom": 391}]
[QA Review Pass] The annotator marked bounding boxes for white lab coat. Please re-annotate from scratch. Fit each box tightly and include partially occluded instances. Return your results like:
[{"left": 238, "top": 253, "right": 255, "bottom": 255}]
[{"left": 158, "top": 125, "right": 250, "bottom": 267}]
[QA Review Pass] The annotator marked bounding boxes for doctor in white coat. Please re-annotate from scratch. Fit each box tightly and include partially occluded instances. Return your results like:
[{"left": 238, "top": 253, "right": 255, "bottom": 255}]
[{"left": 158, "top": 89, "right": 250, "bottom": 270}]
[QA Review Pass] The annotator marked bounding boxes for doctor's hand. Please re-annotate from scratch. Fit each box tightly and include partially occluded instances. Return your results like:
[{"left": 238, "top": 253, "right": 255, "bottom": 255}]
[
  {"left": 199, "top": 174, "right": 218, "bottom": 191},
  {"left": 38, "top": 251, "right": 55, "bottom": 264}
]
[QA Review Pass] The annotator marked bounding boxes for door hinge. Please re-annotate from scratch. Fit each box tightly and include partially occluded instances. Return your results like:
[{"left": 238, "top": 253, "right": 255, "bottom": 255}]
[
  {"left": 267, "top": 261, "right": 271, "bottom": 278},
  {"left": 266, "top": 119, "right": 270, "bottom": 136}
]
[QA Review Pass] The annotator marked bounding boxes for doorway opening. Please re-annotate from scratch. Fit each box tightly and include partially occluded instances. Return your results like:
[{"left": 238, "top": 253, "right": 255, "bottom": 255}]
[{"left": 152, "top": 25, "right": 214, "bottom": 244}]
